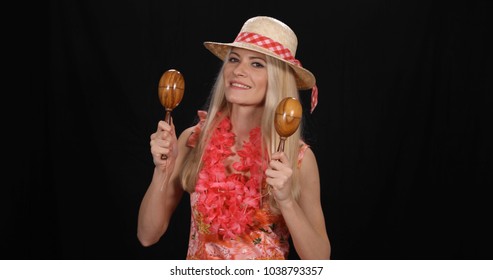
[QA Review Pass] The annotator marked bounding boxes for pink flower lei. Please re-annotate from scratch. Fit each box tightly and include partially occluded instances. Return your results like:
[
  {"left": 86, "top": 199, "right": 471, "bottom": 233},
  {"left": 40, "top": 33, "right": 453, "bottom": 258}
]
[{"left": 195, "top": 116, "right": 267, "bottom": 240}]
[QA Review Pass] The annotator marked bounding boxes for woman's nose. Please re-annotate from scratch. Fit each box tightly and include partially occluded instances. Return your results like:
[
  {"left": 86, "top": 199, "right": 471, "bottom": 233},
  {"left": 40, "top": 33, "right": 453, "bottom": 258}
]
[{"left": 233, "top": 62, "right": 247, "bottom": 77}]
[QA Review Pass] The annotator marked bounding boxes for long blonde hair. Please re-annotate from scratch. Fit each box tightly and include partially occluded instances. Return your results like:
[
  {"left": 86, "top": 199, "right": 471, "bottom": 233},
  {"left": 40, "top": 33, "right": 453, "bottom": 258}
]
[{"left": 181, "top": 52, "right": 303, "bottom": 211}]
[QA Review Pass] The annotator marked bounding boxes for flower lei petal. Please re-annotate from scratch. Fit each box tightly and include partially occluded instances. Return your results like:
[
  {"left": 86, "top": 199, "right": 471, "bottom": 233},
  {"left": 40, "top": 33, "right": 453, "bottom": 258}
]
[{"left": 195, "top": 117, "right": 267, "bottom": 240}]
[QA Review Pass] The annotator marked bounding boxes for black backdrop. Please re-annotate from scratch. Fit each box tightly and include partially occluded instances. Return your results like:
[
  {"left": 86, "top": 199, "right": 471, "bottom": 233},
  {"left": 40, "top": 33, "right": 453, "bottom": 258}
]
[{"left": 7, "top": 0, "right": 492, "bottom": 260}]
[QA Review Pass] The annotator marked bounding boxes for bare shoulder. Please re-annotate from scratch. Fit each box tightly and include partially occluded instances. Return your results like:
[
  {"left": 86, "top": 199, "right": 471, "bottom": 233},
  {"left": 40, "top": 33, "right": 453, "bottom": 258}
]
[
  {"left": 177, "top": 126, "right": 196, "bottom": 147},
  {"left": 178, "top": 126, "right": 196, "bottom": 140},
  {"left": 299, "top": 146, "right": 320, "bottom": 190},
  {"left": 301, "top": 146, "right": 318, "bottom": 169}
]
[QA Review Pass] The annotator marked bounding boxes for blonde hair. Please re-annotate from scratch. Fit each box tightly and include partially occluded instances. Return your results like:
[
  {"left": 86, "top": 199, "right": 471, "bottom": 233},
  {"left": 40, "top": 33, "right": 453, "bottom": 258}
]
[{"left": 181, "top": 51, "right": 303, "bottom": 212}]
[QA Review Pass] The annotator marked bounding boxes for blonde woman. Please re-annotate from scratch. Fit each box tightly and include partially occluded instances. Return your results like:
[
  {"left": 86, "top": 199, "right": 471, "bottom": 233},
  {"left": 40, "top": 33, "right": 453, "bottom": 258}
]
[{"left": 137, "top": 16, "right": 330, "bottom": 260}]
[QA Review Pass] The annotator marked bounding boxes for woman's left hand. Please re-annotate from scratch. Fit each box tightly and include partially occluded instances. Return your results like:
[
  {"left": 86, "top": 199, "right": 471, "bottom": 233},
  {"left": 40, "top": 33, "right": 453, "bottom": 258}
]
[{"left": 265, "top": 151, "right": 293, "bottom": 204}]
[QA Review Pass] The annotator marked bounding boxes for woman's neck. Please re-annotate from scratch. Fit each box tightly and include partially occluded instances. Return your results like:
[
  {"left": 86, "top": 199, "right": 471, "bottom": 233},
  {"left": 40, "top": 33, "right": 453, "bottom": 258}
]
[{"left": 229, "top": 106, "right": 263, "bottom": 142}]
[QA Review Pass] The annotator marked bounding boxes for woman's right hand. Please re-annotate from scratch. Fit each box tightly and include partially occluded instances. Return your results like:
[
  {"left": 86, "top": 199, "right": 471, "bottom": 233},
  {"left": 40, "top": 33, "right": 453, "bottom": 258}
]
[{"left": 150, "top": 119, "right": 178, "bottom": 170}]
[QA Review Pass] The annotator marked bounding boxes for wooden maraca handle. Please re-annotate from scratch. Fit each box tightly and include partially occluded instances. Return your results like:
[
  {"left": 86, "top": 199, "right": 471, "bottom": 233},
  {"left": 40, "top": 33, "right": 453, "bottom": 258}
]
[{"left": 158, "top": 69, "right": 185, "bottom": 159}]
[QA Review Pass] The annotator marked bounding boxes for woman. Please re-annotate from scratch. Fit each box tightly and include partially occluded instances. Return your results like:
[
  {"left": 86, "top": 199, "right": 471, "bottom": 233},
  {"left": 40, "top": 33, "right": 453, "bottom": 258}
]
[{"left": 137, "top": 16, "right": 330, "bottom": 260}]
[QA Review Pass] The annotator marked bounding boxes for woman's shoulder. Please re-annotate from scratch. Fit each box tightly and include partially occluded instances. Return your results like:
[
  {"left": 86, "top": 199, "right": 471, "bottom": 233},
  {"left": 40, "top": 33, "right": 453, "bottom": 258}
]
[
  {"left": 183, "top": 110, "right": 208, "bottom": 148},
  {"left": 297, "top": 140, "right": 310, "bottom": 168},
  {"left": 178, "top": 126, "right": 197, "bottom": 139}
]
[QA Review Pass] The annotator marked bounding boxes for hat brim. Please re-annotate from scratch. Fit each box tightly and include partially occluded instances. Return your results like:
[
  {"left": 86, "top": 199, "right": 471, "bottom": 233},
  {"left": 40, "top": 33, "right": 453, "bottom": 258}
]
[{"left": 204, "top": 41, "right": 316, "bottom": 90}]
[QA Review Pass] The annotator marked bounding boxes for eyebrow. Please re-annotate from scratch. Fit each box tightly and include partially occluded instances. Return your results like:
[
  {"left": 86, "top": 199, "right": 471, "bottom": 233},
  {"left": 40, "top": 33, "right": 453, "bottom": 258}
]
[{"left": 230, "top": 50, "right": 266, "bottom": 62}]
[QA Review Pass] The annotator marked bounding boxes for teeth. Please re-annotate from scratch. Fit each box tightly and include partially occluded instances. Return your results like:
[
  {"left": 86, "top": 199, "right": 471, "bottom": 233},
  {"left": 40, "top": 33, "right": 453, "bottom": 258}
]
[{"left": 231, "top": 83, "right": 250, "bottom": 89}]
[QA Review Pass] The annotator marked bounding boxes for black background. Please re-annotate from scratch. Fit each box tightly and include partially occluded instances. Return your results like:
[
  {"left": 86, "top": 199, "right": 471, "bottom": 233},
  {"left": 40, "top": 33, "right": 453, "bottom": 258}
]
[{"left": 6, "top": 0, "right": 492, "bottom": 260}]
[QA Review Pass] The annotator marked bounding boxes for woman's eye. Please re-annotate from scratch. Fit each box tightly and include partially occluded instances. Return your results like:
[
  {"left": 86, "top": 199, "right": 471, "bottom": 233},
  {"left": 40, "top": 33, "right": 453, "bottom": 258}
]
[
  {"left": 252, "top": 62, "right": 264, "bottom": 68},
  {"left": 228, "top": 57, "right": 239, "bottom": 63}
]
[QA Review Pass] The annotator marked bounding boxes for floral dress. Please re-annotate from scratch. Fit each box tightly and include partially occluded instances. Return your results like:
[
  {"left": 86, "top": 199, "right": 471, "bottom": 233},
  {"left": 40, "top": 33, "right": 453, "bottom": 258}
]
[{"left": 185, "top": 111, "right": 308, "bottom": 260}]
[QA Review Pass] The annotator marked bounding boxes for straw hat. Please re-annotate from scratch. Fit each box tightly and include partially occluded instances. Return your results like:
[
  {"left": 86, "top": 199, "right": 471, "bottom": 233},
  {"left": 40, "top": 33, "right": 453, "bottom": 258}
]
[{"left": 204, "top": 16, "right": 318, "bottom": 112}]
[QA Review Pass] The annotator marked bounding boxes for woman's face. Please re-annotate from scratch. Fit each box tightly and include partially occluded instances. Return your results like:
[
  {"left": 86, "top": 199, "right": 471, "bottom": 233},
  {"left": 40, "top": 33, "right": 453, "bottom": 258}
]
[{"left": 223, "top": 47, "right": 268, "bottom": 108}]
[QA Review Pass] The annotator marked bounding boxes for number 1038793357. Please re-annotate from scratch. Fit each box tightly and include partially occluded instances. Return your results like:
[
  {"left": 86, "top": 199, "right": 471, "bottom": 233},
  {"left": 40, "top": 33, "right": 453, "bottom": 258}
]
[{"left": 262, "top": 266, "right": 324, "bottom": 276}]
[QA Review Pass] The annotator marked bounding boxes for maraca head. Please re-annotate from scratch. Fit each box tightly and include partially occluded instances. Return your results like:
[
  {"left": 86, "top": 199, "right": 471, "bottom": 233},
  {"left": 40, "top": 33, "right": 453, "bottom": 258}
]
[
  {"left": 158, "top": 69, "right": 184, "bottom": 110},
  {"left": 274, "top": 97, "right": 302, "bottom": 138}
]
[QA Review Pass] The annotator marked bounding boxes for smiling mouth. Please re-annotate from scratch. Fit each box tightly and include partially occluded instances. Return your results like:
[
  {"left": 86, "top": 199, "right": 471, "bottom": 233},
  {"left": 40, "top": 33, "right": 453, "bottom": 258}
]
[{"left": 231, "top": 82, "right": 251, "bottom": 89}]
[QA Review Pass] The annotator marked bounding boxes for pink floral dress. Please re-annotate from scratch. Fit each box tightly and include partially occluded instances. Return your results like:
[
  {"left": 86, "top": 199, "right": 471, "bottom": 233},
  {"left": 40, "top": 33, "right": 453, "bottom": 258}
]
[{"left": 185, "top": 111, "right": 308, "bottom": 260}]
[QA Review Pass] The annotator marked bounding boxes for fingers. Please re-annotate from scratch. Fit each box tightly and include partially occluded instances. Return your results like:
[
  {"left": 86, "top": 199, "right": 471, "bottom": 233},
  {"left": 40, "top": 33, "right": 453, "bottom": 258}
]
[
  {"left": 150, "top": 138, "right": 173, "bottom": 159},
  {"left": 268, "top": 151, "right": 289, "bottom": 171},
  {"left": 150, "top": 120, "right": 176, "bottom": 162},
  {"left": 265, "top": 168, "right": 292, "bottom": 185},
  {"left": 265, "top": 151, "right": 292, "bottom": 186},
  {"left": 270, "top": 151, "right": 289, "bottom": 163},
  {"left": 156, "top": 120, "right": 174, "bottom": 136}
]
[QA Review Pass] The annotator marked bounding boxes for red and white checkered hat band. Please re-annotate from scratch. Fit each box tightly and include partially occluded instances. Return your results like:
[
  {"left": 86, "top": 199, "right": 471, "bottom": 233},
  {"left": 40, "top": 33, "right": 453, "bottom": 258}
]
[{"left": 234, "top": 32, "right": 301, "bottom": 66}]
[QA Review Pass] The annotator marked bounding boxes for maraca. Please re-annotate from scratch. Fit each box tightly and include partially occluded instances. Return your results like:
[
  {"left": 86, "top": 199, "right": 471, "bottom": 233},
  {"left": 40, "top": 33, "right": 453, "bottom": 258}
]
[
  {"left": 158, "top": 69, "right": 185, "bottom": 159},
  {"left": 274, "top": 97, "right": 302, "bottom": 152},
  {"left": 158, "top": 69, "right": 185, "bottom": 125}
]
